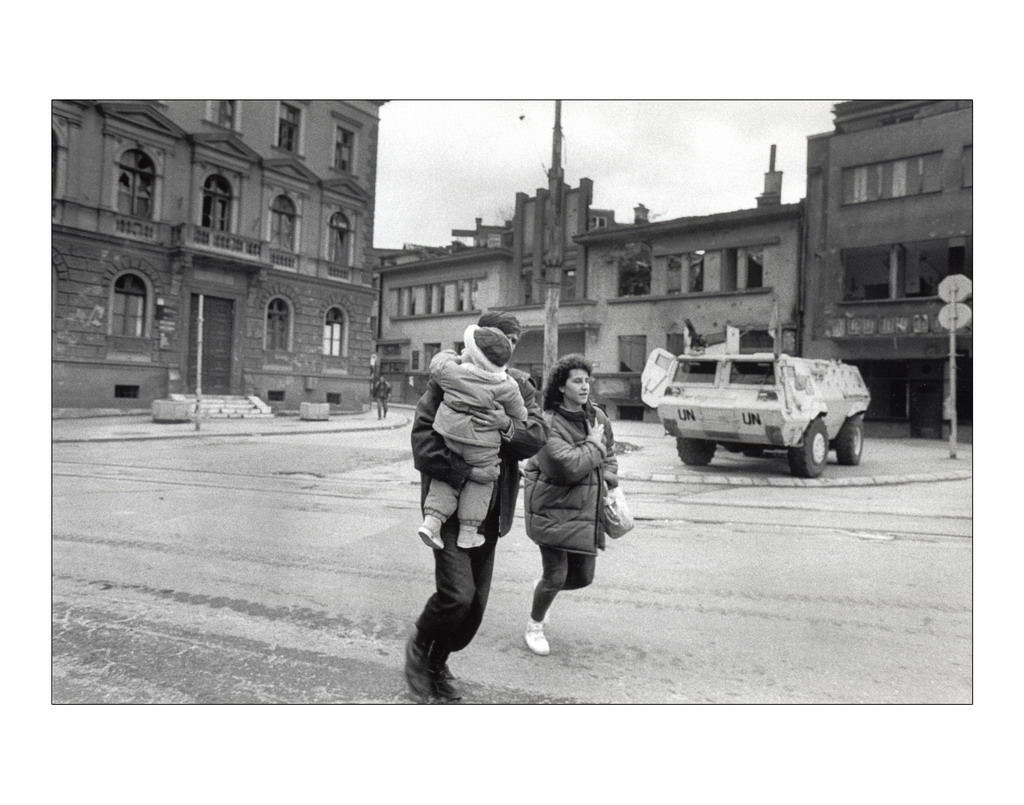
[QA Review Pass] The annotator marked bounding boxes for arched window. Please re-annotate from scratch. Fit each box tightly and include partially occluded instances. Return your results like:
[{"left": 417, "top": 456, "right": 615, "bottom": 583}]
[
  {"left": 323, "top": 307, "right": 347, "bottom": 357},
  {"left": 266, "top": 298, "right": 290, "bottom": 351},
  {"left": 329, "top": 212, "right": 351, "bottom": 264},
  {"left": 270, "top": 195, "right": 296, "bottom": 250},
  {"left": 117, "top": 149, "right": 155, "bottom": 219},
  {"left": 112, "top": 274, "right": 147, "bottom": 337},
  {"left": 202, "top": 174, "right": 232, "bottom": 232}
]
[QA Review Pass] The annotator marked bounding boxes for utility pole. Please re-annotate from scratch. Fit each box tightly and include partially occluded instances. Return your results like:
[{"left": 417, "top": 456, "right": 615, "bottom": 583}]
[{"left": 542, "top": 100, "right": 564, "bottom": 383}]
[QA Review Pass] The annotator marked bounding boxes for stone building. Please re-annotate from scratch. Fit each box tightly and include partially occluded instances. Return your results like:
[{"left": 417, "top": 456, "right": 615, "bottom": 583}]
[
  {"left": 802, "top": 100, "right": 973, "bottom": 437},
  {"left": 52, "top": 100, "right": 384, "bottom": 412}
]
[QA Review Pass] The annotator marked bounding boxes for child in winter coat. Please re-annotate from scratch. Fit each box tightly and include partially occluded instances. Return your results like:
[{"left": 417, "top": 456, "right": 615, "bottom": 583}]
[{"left": 418, "top": 324, "right": 528, "bottom": 550}]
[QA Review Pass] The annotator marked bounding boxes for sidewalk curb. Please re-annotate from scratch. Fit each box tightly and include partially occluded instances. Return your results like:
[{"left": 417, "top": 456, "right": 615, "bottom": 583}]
[
  {"left": 52, "top": 415, "right": 411, "bottom": 444},
  {"left": 620, "top": 469, "right": 972, "bottom": 489}
]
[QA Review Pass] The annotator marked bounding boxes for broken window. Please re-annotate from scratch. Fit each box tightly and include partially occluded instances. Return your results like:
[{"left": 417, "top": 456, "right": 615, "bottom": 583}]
[
  {"left": 843, "top": 244, "right": 895, "bottom": 301},
  {"left": 117, "top": 149, "right": 155, "bottom": 219},
  {"left": 615, "top": 242, "right": 652, "bottom": 296},
  {"left": 745, "top": 248, "right": 764, "bottom": 289},
  {"left": 721, "top": 249, "right": 738, "bottom": 291},
  {"left": 665, "top": 256, "right": 684, "bottom": 294},
  {"left": 618, "top": 335, "right": 647, "bottom": 372},
  {"left": 843, "top": 237, "right": 973, "bottom": 301},
  {"left": 687, "top": 251, "right": 705, "bottom": 293}
]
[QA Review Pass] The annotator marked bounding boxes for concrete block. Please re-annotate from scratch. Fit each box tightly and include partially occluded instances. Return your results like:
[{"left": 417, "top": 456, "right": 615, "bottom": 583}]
[
  {"left": 153, "top": 399, "right": 192, "bottom": 423},
  {"left": 300, "top": 402, "right": 330, "bottom": 421}
]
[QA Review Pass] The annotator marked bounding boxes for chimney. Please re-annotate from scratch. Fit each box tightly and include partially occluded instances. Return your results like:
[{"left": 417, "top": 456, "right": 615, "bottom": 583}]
[
  {"left": 757, "top": 145, "right": 783, "bottom": 207},
  {"left": 634, "top": 203, "right": 649, "bottom": 224}
]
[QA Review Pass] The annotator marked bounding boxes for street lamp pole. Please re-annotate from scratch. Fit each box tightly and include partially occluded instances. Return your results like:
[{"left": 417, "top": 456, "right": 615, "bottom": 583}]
[{"left": 195, "top": 293, "right": 204, "bottom": 432}]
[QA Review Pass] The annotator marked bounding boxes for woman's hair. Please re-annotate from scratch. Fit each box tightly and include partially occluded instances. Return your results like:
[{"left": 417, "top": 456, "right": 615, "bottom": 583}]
[{"left": 543, "top": 353, "right": 593, "bottom": 410}]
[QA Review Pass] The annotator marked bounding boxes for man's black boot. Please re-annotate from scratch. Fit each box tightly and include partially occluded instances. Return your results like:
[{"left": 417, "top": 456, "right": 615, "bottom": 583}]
[
  {"left": 404, "top": 631, "right": 433, "bottom": 701},
  {"left": 428, "top": 643, "right": 462, "bottom": 702}
]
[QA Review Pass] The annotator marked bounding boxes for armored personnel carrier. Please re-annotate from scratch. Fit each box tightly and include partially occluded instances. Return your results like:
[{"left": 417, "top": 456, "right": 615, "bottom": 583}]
[{"left": 641, "top": 350, "right": 871, "bottom": 478}]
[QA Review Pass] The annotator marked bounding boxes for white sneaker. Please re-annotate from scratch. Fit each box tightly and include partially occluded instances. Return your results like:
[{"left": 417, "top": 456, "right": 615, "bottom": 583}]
[
  {"left": 525, "top": 621, "right": 550, "bottom": 656},
  {"left": 417, "top": 526, "right": 443, "bottom": 550}
]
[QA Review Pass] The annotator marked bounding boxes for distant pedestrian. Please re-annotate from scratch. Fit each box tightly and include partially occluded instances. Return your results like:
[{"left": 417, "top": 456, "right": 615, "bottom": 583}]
[
  {"left": 404, "top": 312, "right": 548, "bottom": 702},
  {"left": 371, "top": 377, "right": 392, "bottom": 419},
  {"left": 521, "top": 354, "right": 618, "bottom": 656}
]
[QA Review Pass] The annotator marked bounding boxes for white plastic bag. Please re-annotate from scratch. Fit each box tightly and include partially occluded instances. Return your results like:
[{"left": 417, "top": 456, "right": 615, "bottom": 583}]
[{"left": 603, "top": 484, "right": 634, "bottom": 539}]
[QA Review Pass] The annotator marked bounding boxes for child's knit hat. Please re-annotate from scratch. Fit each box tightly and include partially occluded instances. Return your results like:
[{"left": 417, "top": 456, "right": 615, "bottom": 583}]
[{"left": 463, "top": 324, "right": 512, "bottom": 372}]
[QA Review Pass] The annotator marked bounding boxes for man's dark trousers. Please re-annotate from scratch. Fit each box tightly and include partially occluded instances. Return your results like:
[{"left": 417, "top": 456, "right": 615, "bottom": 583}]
[{"left": 415, "top": 514, "right": 497, "bottom": 653}]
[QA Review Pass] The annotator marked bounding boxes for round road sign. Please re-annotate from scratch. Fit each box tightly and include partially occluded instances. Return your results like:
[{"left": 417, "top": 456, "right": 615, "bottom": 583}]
[
  {"left": 938, "top": 274, "right": 973, "bottom": 303},
  {"left": 938, "top": 302, "right": 972, "bottom": 331}
]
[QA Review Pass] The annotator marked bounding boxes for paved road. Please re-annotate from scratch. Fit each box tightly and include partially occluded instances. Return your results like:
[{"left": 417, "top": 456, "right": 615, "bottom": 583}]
[{"left": 52, "top": 413, "right": 972, "bottom": 703}]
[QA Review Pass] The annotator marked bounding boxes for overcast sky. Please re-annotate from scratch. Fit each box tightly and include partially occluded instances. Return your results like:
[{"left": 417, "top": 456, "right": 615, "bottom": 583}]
[{"left": 372, "top": 100, "right": 839, "bottom": 249}]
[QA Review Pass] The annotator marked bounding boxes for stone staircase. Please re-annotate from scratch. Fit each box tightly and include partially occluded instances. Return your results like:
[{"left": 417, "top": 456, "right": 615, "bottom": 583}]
[{"left": 156, "top": 394, "right": 275, "bottom": 420}]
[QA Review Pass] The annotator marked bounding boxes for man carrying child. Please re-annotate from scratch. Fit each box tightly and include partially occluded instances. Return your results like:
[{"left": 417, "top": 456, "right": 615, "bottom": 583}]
[{"left": 404, "top": 312, "right": 548, "bottom": 702}]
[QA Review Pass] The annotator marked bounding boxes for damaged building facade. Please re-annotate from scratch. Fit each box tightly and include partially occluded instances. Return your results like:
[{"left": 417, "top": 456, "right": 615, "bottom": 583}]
[
  {"left": 52, "top": 100, "right": 383, "bottom": 411},
  {"left": 802, "top": 100, "right": 973, "bottom": 437},
  {"left": 373, "top": 161, "right": 803, "bottom": 423},
  {"left": 372, "top": 179, "right": 594, "bottom": 401},
  {"left": 573, "top": 153, "right": 803, "bottom": 421}
]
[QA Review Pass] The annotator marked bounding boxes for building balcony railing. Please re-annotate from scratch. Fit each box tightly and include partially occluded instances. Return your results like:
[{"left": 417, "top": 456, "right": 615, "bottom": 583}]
[
  {"left": 172, "top": 223, "right": 266, "bottom": 264},
  {"left": 312, "top": 257, "right": 374, "bottom": 287}
]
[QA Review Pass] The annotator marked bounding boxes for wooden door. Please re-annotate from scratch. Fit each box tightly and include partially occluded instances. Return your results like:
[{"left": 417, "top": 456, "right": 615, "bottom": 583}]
[{"left": 188, "top": 294, "right": 234, "bottom": 394}]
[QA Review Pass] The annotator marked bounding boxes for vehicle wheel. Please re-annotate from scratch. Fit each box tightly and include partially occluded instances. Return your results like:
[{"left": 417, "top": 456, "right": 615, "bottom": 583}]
[
  {"left": 788, "top": 419, "right": 828, "bottom": 478},
  {"left": 677, "top": 438, "right": 716, "bottom": 466},
  {"left": 741, "top": 447, "right": 765, "bottom": 458},
  {"left": 833, "top": 415, "right": 864, "bottom": 466}
]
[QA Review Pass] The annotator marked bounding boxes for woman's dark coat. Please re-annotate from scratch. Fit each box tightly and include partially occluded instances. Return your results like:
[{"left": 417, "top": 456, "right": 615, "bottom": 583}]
[{"left": 523, "top": 403, "right": 618, "bottom": 555}]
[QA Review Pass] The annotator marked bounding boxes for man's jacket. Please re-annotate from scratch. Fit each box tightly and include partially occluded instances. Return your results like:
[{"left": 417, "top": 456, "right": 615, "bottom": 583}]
[{"left": 412, "top": 367, "right": 548, "bottom": 537}]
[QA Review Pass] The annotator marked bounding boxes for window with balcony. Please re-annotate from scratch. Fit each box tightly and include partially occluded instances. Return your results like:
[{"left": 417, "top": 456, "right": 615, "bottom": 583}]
[
  {"left": 323, "top": 307, "right": 347, "bottom": 356},
  {"left": 329, "top": 212, "right": 351, "bottom": 264},
  {"left": 270, "top": 195, "right": 296, "bottom": 251},
  {"left": 334, "top": 126, "right": 354, "bottom": 172},
  {"left": 618, "top": 335, "right": 647, "bottom": 372},
  {"left": 201, "top": 174, "right": 232, "bottom": 232},
  {"left": 117, "top": 149, "right": 155, "bottom": 219},
  {"left": 278, "top": 103, "right": 301, "bottom": 152},
  {"left": 265, "top": 298, "right": 290, "bottom": 351},
  {"left": 842, "top": 237, "right": 972, "bottom": 301},
  {"left": 842, "top": 152, "right": 942, "bottom": 204},
  {"left": 112, "top": 274, "right": 147, "bottom": 337}
]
